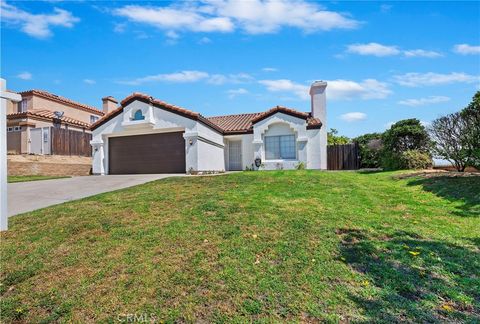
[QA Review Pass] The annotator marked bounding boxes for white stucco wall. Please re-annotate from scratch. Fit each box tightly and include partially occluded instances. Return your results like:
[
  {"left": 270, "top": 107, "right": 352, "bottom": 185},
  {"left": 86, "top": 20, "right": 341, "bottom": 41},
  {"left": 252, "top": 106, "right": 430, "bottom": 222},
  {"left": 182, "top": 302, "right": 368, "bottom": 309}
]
[
  {"left": 224, "top": 134, "right": 254, "bottom": 170},
  {"left": 91, "top": 100, "right": 225, "bottom": 174},
  {"left": 252, "top": 113, "right": 311, "bottom": 170},
  {"left": 91, "top": 100, "right": 326, "bottom": 174}
]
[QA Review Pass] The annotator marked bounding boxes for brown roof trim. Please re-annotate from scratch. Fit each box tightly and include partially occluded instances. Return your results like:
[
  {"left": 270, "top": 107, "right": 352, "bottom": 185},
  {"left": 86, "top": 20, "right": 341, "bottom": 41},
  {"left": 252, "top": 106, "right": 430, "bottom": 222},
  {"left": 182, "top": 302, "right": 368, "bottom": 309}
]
[
  {"left": 223, "top": 129, "right": 254, "bottom": 135},
  {"left": 91, "top": 93, "right": 223, "bottom": 134},
  {"left": 306, "top": 123, "right": 322, "bottom": 129},
  {"left": 7, "top": 110, "right": 90, "bottom": 128},
  {"left": 251, "top": 106, "right": 309, "bottom": 124},
  {"left": 19, "top": 89, "right": 104, "bottom": 116}
]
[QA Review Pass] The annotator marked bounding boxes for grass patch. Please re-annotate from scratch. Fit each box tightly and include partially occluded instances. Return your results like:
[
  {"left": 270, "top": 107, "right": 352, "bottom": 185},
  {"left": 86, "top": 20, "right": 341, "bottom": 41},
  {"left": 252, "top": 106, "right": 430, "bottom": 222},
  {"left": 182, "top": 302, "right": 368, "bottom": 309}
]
[
  {"left": 1, "top": 171, "right": 479, "bottom": 322},
  {"left": 7, "top": 175, "right": 70, "bottom": 183}
]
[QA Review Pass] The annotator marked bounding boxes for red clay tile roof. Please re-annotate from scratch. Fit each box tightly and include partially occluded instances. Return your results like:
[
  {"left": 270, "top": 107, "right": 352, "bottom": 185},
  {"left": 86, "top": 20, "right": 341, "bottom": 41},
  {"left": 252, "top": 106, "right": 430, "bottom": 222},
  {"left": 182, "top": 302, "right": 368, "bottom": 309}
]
[
  {"left": 206, "top": 113, "right": 263, "bottom": 134},
  {"left": 19, "top": 89, "right": 104, "bottom": 116},
  {"left": 250, "top": 105, "right": 310, "bottom": 123},
  {"left": 91, "top": 93, "right": 323, "bottom": 133},
  {"left": 207, "top": 106, "right": 322, "bottom": 134},
  {"left": 7, "top": 109, "right": 90, "bottom": 128},
  {"left": 91, "top": 92, "right": 223, "bottom": 133}
]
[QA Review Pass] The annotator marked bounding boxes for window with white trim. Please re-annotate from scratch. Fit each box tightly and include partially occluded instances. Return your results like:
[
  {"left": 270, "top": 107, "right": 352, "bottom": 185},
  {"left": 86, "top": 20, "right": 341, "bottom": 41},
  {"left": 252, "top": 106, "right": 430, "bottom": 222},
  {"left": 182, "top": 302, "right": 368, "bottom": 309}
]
[
  {"left": 7, "top": 127, "right": 13, "bottom": 132},
  {"left": 90, "top": 115, "right": 99, "bottom": 124},
  {"left": 265, "top": 135, "right": 296, "bottom": 160},
  {"left": 14, "top": 126, "right": 21, "bottom": 131},
  {"left": 19, "top": 99, "right": 28, "bottom": 112}
]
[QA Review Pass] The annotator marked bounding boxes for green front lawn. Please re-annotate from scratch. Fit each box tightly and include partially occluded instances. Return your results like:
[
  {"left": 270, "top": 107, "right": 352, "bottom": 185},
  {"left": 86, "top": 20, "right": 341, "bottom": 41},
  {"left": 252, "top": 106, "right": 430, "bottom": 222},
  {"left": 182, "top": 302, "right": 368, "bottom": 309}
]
[
  {"left": 7, "top": 175, "right": 69, "bottom": 183},
  {"left": 1, "top": 171, "right": 479, "bottom": 322}
]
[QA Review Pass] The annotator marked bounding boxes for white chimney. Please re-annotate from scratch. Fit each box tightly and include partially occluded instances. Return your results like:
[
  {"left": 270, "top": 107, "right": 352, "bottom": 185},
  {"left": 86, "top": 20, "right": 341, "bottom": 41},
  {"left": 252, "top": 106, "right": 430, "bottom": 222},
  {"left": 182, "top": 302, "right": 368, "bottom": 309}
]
[
  {"left": 309, "top": 81, "right": 327, "bottom": 121},
  {"left": 309, "top": 81, "right": 328, "bottom": 170},
  {"left": 102, "top": 96, "right": 118, "bottom": 114}
]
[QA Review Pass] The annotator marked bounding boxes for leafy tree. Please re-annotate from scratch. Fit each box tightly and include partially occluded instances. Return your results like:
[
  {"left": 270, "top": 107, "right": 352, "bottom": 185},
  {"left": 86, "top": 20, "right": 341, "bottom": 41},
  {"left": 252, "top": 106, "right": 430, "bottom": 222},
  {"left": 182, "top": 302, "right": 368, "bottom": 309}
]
[
  {"left": 430, "top": 112, "right": 469, "bottom": 171},
  {"left": 430, "top": 91, "right": 480, "bottom": 171},
  {"left": 354, "top": 133, "right": 383, "bottom": 168},
  {"left": 460, "top": 91, "right": 480, "bottom": 169},
  {"left": 381, "top": 119, "right": 432, "bottom": 170},
  {"left": 327, "top": 128, "right": 350, "bottom": 145}
]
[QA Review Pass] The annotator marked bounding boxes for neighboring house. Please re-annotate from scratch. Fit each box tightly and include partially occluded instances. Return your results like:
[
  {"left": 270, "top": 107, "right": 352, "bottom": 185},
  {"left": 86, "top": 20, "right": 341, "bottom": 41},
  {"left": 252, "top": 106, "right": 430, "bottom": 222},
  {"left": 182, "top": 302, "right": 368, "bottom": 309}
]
[
  {"left": 6, "top": 90, "right": 118, "bottom": 155},
  {"left": 90, "top": 81, "right": 327, "bottom": 174}
]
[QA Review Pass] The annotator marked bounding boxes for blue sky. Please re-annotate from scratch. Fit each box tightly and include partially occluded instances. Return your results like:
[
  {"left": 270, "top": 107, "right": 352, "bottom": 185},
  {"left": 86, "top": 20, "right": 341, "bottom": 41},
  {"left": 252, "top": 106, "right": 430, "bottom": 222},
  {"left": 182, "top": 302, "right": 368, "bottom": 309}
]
[{"left": 2, "top": 0, "right": 479, "bottom": 137}]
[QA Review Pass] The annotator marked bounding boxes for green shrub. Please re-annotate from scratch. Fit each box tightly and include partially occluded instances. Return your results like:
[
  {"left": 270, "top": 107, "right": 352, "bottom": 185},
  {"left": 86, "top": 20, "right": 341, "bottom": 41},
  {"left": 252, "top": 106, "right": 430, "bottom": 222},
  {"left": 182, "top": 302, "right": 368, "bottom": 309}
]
[
  {"left": 354, "top": 133, "right": 383, "bottom": 168},
  {"left": 295, "top": 161, "right": 306, "bottom": 170},
  {"left": 381, "top": 119, "right": 432, "bottom": 170},
  {"left": 399, "top": 150, "right": 432, "bottom": 170}
]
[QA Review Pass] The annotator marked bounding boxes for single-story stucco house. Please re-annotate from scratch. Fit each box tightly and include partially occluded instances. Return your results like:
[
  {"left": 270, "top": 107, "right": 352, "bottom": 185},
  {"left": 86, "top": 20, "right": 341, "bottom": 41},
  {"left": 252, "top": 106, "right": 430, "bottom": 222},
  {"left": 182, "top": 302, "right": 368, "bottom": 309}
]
[{"left": 90, "top": 81, "right": 327, "bottom": 174}]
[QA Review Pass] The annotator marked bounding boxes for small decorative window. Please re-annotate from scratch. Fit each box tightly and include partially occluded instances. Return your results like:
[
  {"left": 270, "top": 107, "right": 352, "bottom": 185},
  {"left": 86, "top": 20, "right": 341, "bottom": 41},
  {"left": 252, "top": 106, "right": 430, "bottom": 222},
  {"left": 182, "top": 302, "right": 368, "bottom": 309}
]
[
  {"left": 265, "top": 135, "right": 296, "bottom": 160},
  {"left": 90, "top": 115, "right": 99, "bottom": 124},
  {"left": 132, "top": 109, "right": 145, "bottom": 121},
  {"left": 7, "top": 127, "right": 13, "bottom": 132},
  {"left": 14, "top": 126, "right": 21, "bottom": 132},
  {"left": 19, "top": 100, "right": 27, "bottom": 112}
]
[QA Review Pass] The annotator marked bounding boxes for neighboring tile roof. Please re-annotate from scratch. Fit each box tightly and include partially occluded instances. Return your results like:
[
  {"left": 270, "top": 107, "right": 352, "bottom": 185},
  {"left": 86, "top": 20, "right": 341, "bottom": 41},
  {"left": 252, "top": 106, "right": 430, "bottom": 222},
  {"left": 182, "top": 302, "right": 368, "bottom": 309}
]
[
  {"left": 7, "top": 109, "right": 90, "bottom": 128},
  {"left": 19, "top": 89, "right": 104, "bottom": 116},
  {"left": 91, "top": 93, "right": 323, "bottom": 133}
]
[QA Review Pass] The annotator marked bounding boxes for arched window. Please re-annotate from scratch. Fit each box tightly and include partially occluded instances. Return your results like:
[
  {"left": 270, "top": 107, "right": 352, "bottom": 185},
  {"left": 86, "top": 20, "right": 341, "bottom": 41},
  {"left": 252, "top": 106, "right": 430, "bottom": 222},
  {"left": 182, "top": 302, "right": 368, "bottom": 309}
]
[{"left": 132, "top": 109, "right": 145, "bottom": 121}]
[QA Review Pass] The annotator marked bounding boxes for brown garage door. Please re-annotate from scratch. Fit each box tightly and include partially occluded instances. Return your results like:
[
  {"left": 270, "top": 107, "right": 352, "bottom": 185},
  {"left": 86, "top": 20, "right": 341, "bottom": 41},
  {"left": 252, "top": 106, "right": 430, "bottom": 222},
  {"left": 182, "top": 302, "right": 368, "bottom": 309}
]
[{"left": 109, "top": 132, "right": 186, "bottom": 174}]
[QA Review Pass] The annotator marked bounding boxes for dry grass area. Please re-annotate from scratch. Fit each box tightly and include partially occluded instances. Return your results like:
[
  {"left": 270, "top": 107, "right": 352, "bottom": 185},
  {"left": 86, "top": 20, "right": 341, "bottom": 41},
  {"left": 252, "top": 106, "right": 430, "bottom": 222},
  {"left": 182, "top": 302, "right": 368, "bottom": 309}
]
[{"left": 1, "top": 171, "right": 479, "bottom": 322}]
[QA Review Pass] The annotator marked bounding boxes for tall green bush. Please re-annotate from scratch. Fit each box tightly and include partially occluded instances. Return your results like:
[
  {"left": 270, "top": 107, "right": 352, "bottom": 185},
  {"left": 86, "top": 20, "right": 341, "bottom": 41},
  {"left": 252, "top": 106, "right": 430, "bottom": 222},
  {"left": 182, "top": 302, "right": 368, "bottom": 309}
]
[
  {"left": 381, "top": 119, "right": 432, "bottom": 170},
  {"left": 354, "top": 133, "right": 383, "bottom": 168}
]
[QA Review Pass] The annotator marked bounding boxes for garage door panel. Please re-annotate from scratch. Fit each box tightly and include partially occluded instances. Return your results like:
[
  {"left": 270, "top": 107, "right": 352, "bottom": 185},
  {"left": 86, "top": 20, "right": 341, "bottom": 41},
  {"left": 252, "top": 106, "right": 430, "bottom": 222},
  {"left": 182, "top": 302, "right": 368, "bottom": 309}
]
[{"left": 109, "top": 132, "right": 186, "bottom": 174}]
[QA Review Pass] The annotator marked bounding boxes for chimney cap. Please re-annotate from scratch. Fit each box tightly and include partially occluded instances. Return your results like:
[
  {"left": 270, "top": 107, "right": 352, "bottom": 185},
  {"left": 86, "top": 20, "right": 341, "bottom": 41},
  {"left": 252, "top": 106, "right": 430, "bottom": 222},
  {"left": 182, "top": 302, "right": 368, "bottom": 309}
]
[
  {"left": 102, "top": 96, "right": 118, "bottom": 103},
  {"left": 311, "top": 80, "right": 327, "bottom": 87}
]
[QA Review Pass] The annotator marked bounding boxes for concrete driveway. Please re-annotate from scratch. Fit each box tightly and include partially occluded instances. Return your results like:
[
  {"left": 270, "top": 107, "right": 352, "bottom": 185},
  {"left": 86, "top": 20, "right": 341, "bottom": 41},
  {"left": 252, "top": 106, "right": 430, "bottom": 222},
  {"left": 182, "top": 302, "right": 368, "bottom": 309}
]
[{"left": 8, "top": 174, "right": 182, "bottom": 217}]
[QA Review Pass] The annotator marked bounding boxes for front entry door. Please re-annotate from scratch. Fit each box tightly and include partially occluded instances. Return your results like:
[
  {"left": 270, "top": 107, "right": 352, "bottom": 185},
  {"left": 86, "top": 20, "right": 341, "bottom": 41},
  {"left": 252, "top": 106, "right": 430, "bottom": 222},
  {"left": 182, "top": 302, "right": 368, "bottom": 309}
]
[{"left": 228, "top": 140, "right": 242, "bottom": 171}]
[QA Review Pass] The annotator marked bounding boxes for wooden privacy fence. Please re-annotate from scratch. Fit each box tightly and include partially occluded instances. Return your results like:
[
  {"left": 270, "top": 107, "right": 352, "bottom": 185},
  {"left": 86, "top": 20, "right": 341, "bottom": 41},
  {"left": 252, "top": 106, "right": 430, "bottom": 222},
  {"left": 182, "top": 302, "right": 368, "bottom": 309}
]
[
  {"left": 51, "top": 127, "right": 92, "bottom": 157},
  {"left": 327, "top": 143, "right": 360, "bottom": 170}
]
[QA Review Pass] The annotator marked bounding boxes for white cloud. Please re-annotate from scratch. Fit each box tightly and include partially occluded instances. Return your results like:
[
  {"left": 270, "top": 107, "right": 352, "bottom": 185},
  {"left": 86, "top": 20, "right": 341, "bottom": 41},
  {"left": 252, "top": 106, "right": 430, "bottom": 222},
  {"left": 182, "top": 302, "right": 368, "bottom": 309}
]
[
  {"left": 259, "top": 78, "right": 391, "bottom": 101},
  {"left": 453, "top": 44, "right": 480, "bottom": 55},
  {"left": 340, "top": 112, "right": 367, "bottom": 122},
  {"left": 328, "top": 79, "right": 392, "bottom": 100},
  {"left": 346, "top": 42, "right": 441, "bottom": 58},
  {"left": 113, "top": 22, "right": 126, "bottom": 33},
  {"left": 347, "top": 43, "right": 400, "bottom": 57},
  {"left": 113, "top": 5, "right": 234, "bottom": 34},
  {"left": 394, "top": 72, "right": 479, "bottom": 87},
  {"left": 1, "top": 1, "right": 79, "bottom": 38},
  {"left": 403, "top": 49, "right": 442, "bottom": 58},
  {"left": 117, "top": 70, "right": 209, "bottom": 85},
  {"left": 420, "top": 120, "right": 431, "bottom": 127},
  {"left": 165, "top": 30, "right": 180, "bottom": 39},
  {"left": 258, "top": 79, "right": 310, "bottom": 100},
  {"left": 117, "top": 71, "right": 252, "bottom": 86},
  {"left": 207, "top": 73, "right": 253, "bottom": 85},
  {"left": 398, "top": 96, "right": 450, "bottom": 107},
  {"left": 262, "top": 67, "right": 278, "bottom": 72},
  {"left": 227, "top": 88, "right": 248, "bottom": 98},
  {"left": 17, "top": 72, "right": 32, "bottom": 80},
  {"left": 380, "top": 4, "right": 392, "bottom": 13},
  {"left": 113, "top": 1, "right": 359, "bottom": 36},
  {"left": 198, "top": 36, "right": 212, "bottom": 44},
  {"left": 83, "top": 79, "right": 96, "bottom": 85}
]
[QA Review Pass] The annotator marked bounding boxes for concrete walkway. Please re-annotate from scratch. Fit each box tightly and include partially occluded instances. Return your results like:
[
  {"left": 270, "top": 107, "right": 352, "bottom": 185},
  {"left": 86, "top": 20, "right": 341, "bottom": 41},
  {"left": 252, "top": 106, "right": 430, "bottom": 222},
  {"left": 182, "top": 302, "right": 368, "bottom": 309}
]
[{"left": 8, "top": 174, "right": 182, "bottom": 217}]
